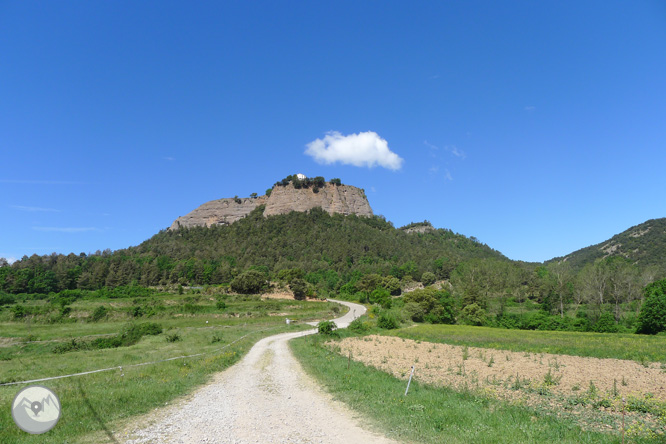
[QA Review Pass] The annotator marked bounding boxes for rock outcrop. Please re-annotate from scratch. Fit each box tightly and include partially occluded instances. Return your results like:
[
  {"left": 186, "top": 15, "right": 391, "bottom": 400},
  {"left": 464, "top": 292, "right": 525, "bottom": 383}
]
[
  {"left": 170, "top": 183, "right": 372, "bottom": 230},
  {"left": 400, "top": 222, "right": 435, "bottom": 234}
]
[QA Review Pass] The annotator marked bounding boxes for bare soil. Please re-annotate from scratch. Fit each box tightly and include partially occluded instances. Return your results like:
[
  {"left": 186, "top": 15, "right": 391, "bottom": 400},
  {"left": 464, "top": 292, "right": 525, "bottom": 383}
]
[{"left": 335, "top": 335, "right": 666, "bottom": 436}]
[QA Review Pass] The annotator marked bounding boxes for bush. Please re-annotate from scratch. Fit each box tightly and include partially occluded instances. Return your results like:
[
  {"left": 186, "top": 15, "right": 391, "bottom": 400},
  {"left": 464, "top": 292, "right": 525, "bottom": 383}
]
[
  {"left": 0, "top": 293, "right": 16, "bottom": 306},
  {"left": 230, "top": 270, "right": 267, "bottom": 294},
  {"left": 402, "top": 288, "right": 455, "bottom": 324},
  {"left": 636, "top": 278, "right": 666, "bottom": 334},
  {"left": 403, "top": 302, "right": 427, "bottom": 323},
  {"left": 166, "top": 332, "right": 182, "bottom": 342},
  {"left": 130, "top": 305, "right": 144, "bottom": 318},
  {"left": 381, "top": 276, "right": 401, "bottom": 296},
  {"left": 421, "top": 272, "right": 436, "bottom": 286},
  {"left": 369, "top": 287, "right": 392, "bottom": 309},
  {"left": 347, "top": 317, "right": 370, "bottom": 333},
  {"left": 377, "top": 312, "right": 400, "bottom": 329},
  {"left": 317, "top": 320, "right": 338, "bottom": 335},
  {"left": 592, "top": 312, "right": 618, "bottom": 333},
  {"left": 290, "top": 278, "right": 308, "bottom": 300},
  {"left": 460, "top": 303, "right": 487, "bottom": 326},
  {"left": 53, "top": 322, "right": 162, "bottom": 353},
  {"left": 11, "top": 304, "right": 26, "bottom": 319},
  {"left": 90, "top": 305, "right": 108, "bottom": 322},
  {"left": 216, "top": 300, "right": 227, "bottom": 310},
  {"left": 137, "top": 322, "right": 163, "bottom": 336}
]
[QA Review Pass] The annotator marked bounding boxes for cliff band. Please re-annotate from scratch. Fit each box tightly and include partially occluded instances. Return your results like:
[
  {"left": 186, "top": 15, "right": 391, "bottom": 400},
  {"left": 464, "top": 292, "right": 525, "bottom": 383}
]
[{"left": 170, "top": 184, "right": 373, "bottom": 229}]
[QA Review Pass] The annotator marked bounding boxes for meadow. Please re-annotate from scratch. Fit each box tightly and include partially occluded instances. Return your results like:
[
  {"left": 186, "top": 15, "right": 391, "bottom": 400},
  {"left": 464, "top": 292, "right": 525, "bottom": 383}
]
[{"left": 0, "top": 289, "right": 338, "bottom": 443}]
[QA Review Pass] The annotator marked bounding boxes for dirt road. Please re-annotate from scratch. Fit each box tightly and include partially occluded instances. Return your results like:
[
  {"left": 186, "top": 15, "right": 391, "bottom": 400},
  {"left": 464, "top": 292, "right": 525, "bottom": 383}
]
[{"left": 124, "top": 300, "right": 399, "bottom": 444}]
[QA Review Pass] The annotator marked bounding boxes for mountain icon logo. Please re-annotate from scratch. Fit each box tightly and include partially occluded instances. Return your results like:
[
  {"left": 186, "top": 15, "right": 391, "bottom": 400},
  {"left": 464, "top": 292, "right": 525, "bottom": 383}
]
[{"left": 12, "top": 385, "right": 61, "bottom": 434}]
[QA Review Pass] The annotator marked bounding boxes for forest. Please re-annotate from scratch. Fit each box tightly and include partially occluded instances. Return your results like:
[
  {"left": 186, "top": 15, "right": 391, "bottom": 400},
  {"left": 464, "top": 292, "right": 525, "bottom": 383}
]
[{"left": 1, "top": 206, "right": 665, "bottom": 335}]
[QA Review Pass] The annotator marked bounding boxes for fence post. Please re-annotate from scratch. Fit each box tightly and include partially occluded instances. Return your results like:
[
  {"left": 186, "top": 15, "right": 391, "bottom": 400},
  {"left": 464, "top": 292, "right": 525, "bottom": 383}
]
[{"left": 404, "top": 366, "right": 415, "bottom": 396}]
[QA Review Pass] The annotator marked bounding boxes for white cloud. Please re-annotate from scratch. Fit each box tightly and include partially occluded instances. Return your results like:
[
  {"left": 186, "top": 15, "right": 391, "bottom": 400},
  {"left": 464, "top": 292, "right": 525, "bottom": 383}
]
[
  {"left": 163, "top": 156, "right": 175, "bottom": 161},
  {"left": 424, "top": 140, "right": 439, "bottom": 151},
  {"left": 305, "top": 131, "right": 403, "bottom": 170},
  {"left": 11, "top": 205, "right": 60, "bottom": 212},
  {"left": 525, "top": 106, "right": 536, "bottom": 112},
  {"left": 32, "top": 227, "right": 101, "bottom": 233},
  {"left": 446, "top": 145, "right": 466, "bottom": 159},
  {"left": 444, "top": 169, "right": 453, "bottom": 181},
  {"left": 423, "top": 141, "right": 465, "bottom": 159}
]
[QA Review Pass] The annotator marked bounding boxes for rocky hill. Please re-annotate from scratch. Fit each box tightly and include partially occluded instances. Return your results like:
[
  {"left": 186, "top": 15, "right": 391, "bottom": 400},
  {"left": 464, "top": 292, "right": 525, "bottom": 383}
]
[{"left": 170, "top": 182, "right": 373, "bottom": 229}]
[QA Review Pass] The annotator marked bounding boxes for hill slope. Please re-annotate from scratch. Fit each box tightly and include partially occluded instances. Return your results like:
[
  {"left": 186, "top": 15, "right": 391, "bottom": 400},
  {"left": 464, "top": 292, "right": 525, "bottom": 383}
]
[
  {"left": 548, "top": 218, "right": 666, "bottom": 273},
  {"left": 140, "top": 206, "right": 507, "bottom": 278}
]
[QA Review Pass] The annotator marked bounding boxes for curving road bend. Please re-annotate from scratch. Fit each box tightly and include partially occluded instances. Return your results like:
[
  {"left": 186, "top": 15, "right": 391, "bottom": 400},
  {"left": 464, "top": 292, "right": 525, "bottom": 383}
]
[{"left": 124, "top": 300, "right": 399, "bottom": 444}]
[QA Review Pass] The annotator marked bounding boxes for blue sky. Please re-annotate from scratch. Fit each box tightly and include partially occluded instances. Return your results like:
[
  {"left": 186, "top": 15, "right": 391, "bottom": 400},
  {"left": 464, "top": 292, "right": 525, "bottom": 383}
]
[{"left": 1, "top": 1, "right": 665, "bottom": 264}]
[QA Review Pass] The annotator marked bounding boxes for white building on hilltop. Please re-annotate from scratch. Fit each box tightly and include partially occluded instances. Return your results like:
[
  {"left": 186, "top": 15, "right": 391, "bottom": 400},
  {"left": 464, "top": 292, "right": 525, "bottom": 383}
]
[{"left": 296, "top": 173, "right": 306, "bottom": 180}]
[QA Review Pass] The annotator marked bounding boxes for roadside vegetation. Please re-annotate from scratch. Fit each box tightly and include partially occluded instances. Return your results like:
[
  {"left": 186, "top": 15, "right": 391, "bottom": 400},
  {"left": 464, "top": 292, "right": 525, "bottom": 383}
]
[{"left": 0, "top": 288, "right": 337, "bottom": 444}]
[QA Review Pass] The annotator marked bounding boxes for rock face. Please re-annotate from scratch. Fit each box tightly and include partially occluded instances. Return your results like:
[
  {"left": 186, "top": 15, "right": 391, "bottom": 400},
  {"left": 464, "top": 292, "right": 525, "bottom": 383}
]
[
  {"left": 400, "top": 222, "right": 435, "bottom": 234},
  {"left": 170, "top": 184, "right": 372, "bottom": 229}
]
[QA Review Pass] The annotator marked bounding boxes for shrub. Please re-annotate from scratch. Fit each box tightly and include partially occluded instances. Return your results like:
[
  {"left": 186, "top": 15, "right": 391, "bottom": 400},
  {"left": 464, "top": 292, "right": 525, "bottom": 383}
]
[
  {"left": 290, "top": 278, "right": 308, "bottom": 300},
  {"left": 0, "top": 293, "right": 16, "bottom": 306},
  {"left": 381, "top": 276, "right": 401, "bottom": 296},
  {"left": 211, "top": 332, "right": 223, "bottom": 343},
  {"left": 592, "top": 312, "right": 618, "bottom": 333},
  {"left": 11, "top": 304, "right": 26, "bottom": 319},
  {"left": 460, "top": 303, "right": 487, "bottom": 326},
  {"left": 403, "top": 302, "right": 427, "bottom": 323},
  {"left": 166, "top": 332, "right": 182, "bottom": 342},
  {"left": 317, "top": 320, "right": 338, "bottom": 335},
  {"left": 53, "top": 322, "right": 162, "bottom": 353},
  {"left": 425, "top": 304, "right": 456, "bottom": 324},
  {"left": 369, "top": 287, "right": 392, "bottom": 309},
  {"left": 216, "top": 300, "right": 227, "bottom": 310},
  {"left": 377, "top": 312, "right": 400, "bottom": 329},
  {"left": 230, "top": 270, "right": 267, "bottom": 294},
  {"left": 421, "top": 272, "right": 436, "bottom": 286},
  {"left": 347, "top": 317, "right": 370, "bottom": 333},
  {"left": 90, "top": 305, "right": 108, "bottom": 322},
  {"left": 636, "top": 278, "right": 666, "bottom": 334},
  {"left": 130, "top": 305, "right": 145, "bottom": 318},
  {"left": 138, "top": 322, "right": 163, "bottom": 336},
  {"left": 402, "top": 288, "right": 455, "bottom": 324}
]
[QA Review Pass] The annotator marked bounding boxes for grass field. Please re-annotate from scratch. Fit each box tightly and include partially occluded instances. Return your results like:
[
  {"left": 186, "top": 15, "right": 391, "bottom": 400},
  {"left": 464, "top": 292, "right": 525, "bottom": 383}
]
[
  {"left": 385, "top": 324, "right": 666, "bottom": 363},
  {"left": 0, "top": 291, "right": 338, "bottom": 443}
]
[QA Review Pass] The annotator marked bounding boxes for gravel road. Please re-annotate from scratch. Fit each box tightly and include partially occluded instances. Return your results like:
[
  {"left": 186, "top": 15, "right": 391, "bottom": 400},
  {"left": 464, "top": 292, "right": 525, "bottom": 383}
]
[{"left": 123, "top": 300, "right": 399, "bottom": 444}]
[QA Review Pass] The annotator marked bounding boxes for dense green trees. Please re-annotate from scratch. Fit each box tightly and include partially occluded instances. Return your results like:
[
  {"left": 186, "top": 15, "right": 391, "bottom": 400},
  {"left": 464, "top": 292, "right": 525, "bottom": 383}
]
[
  {"left": 636, "top": 278, "right": 666, "bottom": 334},
  {"left": 403, "top": 288, "right": 455, "bottom": 324},
  {"left": 230, "top": 270, "right": 267, "bottom": 294}
]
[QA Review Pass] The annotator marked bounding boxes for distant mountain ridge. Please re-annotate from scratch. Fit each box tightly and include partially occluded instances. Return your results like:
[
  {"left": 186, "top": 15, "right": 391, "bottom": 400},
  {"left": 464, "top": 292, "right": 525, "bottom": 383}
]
[{"left": 548, "top": 218, "right": 666, "bottom": 272}]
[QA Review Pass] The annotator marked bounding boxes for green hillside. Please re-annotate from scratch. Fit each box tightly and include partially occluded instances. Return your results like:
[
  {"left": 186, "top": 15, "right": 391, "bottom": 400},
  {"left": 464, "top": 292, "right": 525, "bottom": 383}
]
[
  {"left": 0, "top": 206, "right": 508, "bottom": 294},
  {"left": 548, "top": 218, "right": 666, "bottom": 274}
]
